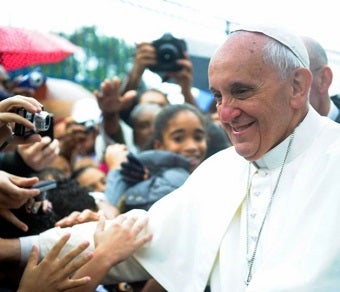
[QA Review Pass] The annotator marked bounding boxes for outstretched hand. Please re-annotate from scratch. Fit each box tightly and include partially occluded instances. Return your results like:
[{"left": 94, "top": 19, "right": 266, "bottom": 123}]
[
  {"left": 94, "top": 213, "right": 152, "bottom": 265},
  {"left": 55, "top": 209, "right": 101, "bottom": 228},
  {"left": 0, "top": 171, "right": 39, "bottom": 209},
  {"left": 68, "top": 212, "right": 152, "bottom": 291},
  {"left": 120, "top": 152, "right": 149, "bottom": 184},
  {"left": 17, "top": 136, "right": 60, "bottom": 172},
  {"left": 93, "top": 77, "right": 136, "bottom": 115},
  {"left": 18, "top": 233, "right": 92, "bottom": 292}
]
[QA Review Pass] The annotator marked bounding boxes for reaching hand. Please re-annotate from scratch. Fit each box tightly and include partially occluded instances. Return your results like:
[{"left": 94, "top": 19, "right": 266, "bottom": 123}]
[
  {"left": 0, "top": 95, "right": 42, "bottom": 123},
  {"left": 93, "top": 77, "right": 136, "bottom": 115},
  {"left": 120, "top": 152, "right": 149, "bottom": 184},
  {"left": 55, "top": 117, "right": 89, "bottom": 163},
  {"left": 0, "top": 171, "right": 39, "bottom": 209},
  {"left": 17, "top": 233, "right": 92, "bottom": 292},
  {"left": 68, "top": 212, "right": 152, "bottom": 291},
  {"left": 94, "top": 213, "right": 152, "bottom": 265},
  {"left": 0, "top": 95, "right": 43, "bottom": 149},
  {"left": 17, "top": 136, "right": 60, "bottom": 172},
  {"left": 165, "top": 54, "right": 193, "bottom": 92},
  {"left": 133, "top": 42, "right": 157, "bottom": 74},
  {"left": 104, "top": 143, "right": 129, "bottom": 170},
  {"left": 55, "top": 209, "right": 101, "bottom": 228}
]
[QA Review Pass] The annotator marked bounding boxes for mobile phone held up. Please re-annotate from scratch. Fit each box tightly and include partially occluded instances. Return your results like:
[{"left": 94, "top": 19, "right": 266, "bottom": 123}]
[{"left": 31, "top": 180, "right": 57, "bottom": 201}]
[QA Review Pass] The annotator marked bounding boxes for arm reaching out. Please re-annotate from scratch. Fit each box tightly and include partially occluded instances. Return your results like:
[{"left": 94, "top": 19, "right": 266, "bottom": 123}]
[
  {"left": 69, "top": 214, "right": 152, "bottom": 291},
  {"left": 18, "top": 233, "right": 93, "bottom": 292}
]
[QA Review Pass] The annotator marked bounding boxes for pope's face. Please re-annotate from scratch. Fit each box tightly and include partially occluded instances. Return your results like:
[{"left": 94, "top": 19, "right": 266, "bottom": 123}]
[{"left": 208, "top": 32, "right": 298, "bottom": 161}]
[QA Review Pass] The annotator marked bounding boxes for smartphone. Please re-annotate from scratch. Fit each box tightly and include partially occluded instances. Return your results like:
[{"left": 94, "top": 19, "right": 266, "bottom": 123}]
[{"left": 31, "top": 180, "right": 57, "bottom": 201}]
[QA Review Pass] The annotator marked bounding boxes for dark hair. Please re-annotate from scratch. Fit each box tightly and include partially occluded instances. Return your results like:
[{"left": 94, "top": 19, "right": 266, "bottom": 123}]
[
  {"left": 143, "top": 103, "right": 207, "bottom": 150},
  {"left": 71, "top": 165, "right": 93, "bottom": 180},
  {"left": 137, "top": 88, "right": 169, "bottom": 104},
  {"left": 205, "top": 120, "right": 231, "bottom": 157},
  {"left": 129, "top": 103, "right": 162, "bottom": 126},
  {"left": 35, "top": 167, "right": 68, "bottom": 181}
]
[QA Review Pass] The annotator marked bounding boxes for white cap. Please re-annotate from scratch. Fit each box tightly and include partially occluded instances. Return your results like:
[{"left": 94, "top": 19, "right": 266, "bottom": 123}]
[
  {"left": 232, "top": 24, "right": 309, "bottom": 68},
  {"left": 71, "top": 97, "right": 101, "bottom": 123}
]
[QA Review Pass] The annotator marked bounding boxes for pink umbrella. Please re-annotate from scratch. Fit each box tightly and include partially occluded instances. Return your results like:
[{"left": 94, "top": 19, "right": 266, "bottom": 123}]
[{"left": 0, "top": 26, "right": 80, "bottom": 71}]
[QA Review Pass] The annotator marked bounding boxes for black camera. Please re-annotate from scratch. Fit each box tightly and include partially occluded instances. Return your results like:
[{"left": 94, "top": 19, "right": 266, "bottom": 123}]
[
  {"left": 148, "top": 33, "right": 187, "bottom": 73},
  {"left": 14, "top": 108, "right": 54, "bottom": 139},
  {"left": 16, "top": 68, "right": 47, "bottom": 89}
]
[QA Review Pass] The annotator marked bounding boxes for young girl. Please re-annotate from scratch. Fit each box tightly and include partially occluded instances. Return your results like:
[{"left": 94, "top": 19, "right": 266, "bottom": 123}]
[{"left": 104, "top": 102, "right": 208, "bottom": 212}]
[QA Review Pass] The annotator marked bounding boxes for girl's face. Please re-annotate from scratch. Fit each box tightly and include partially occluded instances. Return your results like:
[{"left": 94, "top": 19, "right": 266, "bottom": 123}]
[
  {"left": 154, "top": 110, "right": 207, "bottom": 172},
  {"left": 76, "top": 167, "right": 106, "bottom": 192}
]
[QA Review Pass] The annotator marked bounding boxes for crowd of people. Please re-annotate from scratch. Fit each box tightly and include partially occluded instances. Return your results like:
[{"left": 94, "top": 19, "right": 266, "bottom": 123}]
[{"left": 0, "top": 22, "right": 339, "bottom": 292}]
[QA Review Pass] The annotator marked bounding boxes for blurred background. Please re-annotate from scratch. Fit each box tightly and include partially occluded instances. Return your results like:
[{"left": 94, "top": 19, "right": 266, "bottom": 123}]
[{"left": 2, "top": 0, "right": 340, "bottom": 104}]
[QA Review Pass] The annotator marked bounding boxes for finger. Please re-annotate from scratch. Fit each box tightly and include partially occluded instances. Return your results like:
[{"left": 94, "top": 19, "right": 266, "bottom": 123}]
[
  {"left": 59, "top": 276, "right": 92, "bottom": 290},
  {"left": 0, "top": 112, "right": 35, "bottom": 129},
  {"left": 10, "top": 174, "right": 39, "bottom": 186},
  {"left": 11, "top": 134, "right": 42, "bottom": 146},
  {"left": 111, "top": 77, "right": 121, "bottom": 95},
  {"left": 58, "top": 240, "right": 90, "bottom": 268},
  {"left": 54, "top": 218, "right": 66, "bottom": 227},
  {"left": 95, "top": 215, "right": 106, "bottom": 234},
  {"left": 63, "top": 250, "right": 93, "bottom": 278},
  {"left": 25, "top": 245, "right": 39, "bottom": 268},
  {"left": 121, "top": 90, "right": 137, "bottom": 102},
  {"left": 42, "top": 200, "right": 53, "bottom": 214},
  {"left": 55, "top": 211, "right": 81, "bottom": 227},
  {"left": 0, "top": 95, "right": 42, "bottom": 113},
  {"left": 0, "top": 209, "right": 29, "bottom": 232},
  {"left": 77, "top": 209, "right": 100, "bottom": 222},
  {"left": 130, "top": 217, "right": 153, "bottom": 245},
  {"left": 32, "top": 136, "right": 53, "bottom": 152},
  {"left": 113, "top": 214, "right": 128, "bottom": 226},
  {"left": 44, "top": 233, "right": 71, "bottom": 261},
  {"left": 135, "top": 232, "right": 153, "bottom": 247},
  {"left": 131, "top": 216, "right": 148, "bottom": 233}
]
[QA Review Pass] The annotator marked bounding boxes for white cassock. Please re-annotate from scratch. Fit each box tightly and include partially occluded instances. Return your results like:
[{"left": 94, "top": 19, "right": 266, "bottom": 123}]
[{"left": 25, "top": 107, "right": 340, "bottom": 292}]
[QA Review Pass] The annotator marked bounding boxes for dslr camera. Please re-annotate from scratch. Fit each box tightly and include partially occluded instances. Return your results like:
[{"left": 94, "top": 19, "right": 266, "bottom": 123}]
[
  {"left": 17, "top": 68, "right": 47, "bottom": 89},
  {"left": 14, "top": 108, "right": 54, "bottom": 139},
  {"left": 148, "top": 33, "right": 187, "bottom": 73}
]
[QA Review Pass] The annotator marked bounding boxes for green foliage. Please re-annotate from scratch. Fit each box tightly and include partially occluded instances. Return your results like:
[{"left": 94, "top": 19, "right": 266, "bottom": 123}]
[{"left": 39, "top": 26, "right": 134, "bottom": 92}]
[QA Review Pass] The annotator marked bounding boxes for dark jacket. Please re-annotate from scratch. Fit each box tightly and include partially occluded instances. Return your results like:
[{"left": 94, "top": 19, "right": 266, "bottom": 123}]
[
  {"left": 105, "top": 150, "right": 191, "bottom": 212},
  {"left": 0, "top": 150, "right": 35, "bottom": 176}
]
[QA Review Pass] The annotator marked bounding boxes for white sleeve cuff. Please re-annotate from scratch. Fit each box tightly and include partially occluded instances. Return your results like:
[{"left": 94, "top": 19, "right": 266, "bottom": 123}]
[{"left": 19, "top": 235, "right": 39, "bottom": 266}]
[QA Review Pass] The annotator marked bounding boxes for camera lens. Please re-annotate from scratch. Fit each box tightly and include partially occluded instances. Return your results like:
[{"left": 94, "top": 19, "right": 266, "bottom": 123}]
[
  {"left": 158, "top": 43, "right": 179, "bottom": 63},
  {"left": 34, "top": 111, "right": 51, "bottom": 132}
]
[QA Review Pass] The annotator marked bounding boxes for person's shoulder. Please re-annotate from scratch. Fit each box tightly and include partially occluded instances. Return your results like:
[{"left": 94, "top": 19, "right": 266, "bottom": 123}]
[
  {"left": 197, "top": 146, "right": 244, "bottom": 171},
  {"left": 205, "top": 146, "right": 237, "bottom": 160}
]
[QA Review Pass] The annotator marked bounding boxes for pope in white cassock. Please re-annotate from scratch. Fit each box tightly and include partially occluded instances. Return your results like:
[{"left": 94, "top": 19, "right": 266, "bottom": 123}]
[{"left": 20, "top": 24, "right": 340, "bottom": 291}]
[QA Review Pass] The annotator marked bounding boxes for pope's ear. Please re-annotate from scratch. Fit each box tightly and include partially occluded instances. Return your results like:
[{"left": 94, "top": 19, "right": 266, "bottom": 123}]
[{"left": 290, "top": 67, "right": 312, "bottom": 109}]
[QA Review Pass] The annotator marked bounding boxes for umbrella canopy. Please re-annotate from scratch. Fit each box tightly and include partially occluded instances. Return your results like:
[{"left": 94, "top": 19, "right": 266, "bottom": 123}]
[{"left": 0, "top": 26, "right": 80, "bottom": 71}]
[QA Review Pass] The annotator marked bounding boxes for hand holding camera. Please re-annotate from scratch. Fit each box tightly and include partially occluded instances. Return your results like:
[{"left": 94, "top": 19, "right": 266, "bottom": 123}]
[
  {"left": 0, "top": 95, "right": 45, "bottom": 150},
  {"left": 148, "top": 33, "right": 187, "bottom": 73}
]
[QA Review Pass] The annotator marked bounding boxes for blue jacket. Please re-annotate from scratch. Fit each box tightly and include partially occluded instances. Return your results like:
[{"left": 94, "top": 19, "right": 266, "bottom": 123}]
[{"left": 104, "top": 150, "right": 190, "bottom": 212}]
